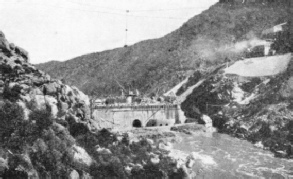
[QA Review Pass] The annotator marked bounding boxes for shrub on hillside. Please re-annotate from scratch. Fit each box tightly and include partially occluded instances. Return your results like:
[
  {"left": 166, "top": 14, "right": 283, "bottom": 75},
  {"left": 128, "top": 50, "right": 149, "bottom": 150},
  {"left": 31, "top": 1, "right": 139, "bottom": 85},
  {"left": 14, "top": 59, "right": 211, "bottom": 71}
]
[
  {"left": 90, "top": 156, "right": 128, "bottom": 179},
  {"left": 0, "top": 102, "right": 79, "bottom": 178},
  {"left": 76, "top": 129, "right": 185, "bottom": 178},
  {"left": 2, "top": 85, "right": 22, "bottom": 102},
  {"left": 0, "top": 101, "right": 24, "bottom": 147},
  {"left": 29, "top": 105, "right": 53, "bottom": 131},
  {"left": 29, "top": 126, "right": 76, "bottom": 178}
]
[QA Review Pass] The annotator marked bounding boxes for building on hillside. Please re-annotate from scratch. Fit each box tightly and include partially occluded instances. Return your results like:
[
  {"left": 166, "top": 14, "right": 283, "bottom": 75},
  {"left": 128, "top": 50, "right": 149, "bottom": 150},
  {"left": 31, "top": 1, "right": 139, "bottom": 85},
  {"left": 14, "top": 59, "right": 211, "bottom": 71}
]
[
  {"left": 245, "top": 22, "right": 291, "bottom": 59},
  {"left": 262, "top": 22, "right": 288, "bottom": 40}
]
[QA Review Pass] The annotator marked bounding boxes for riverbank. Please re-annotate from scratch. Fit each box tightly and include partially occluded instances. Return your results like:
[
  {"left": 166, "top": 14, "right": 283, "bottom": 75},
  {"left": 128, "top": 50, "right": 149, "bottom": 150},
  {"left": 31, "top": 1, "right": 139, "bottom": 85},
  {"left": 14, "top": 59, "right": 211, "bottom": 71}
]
[
  {"left": 181, "top": 60, "right": 293, "bottom": 160},
  {"left": 112, "top": 123, "right": 215, "bottom": 178},
  {"left": 115, "top": 123, "right": 293, "bottom": 179}
]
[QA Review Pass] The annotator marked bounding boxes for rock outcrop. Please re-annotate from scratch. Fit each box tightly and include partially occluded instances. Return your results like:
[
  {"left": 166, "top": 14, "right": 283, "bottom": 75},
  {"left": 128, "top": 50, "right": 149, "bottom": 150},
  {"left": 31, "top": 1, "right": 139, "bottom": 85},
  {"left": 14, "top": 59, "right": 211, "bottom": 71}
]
[
  {"left": 181, "top": 53, "right": 293, "bottom": 158},
  {"left": 0, "top": 31, "right": 95, "bottom": 178},
  {"left": 0, "top": 31, "right": 92, "bottom": 128},
  {"left": 0, "top": 31, "right": 192, "bottom": 179}
]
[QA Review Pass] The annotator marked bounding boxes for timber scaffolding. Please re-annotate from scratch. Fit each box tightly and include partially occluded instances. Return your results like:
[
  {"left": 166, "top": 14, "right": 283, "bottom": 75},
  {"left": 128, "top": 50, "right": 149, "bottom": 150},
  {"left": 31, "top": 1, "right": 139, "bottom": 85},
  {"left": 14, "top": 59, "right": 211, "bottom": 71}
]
[{"left": 94, "top": 104, "right": 178, "bottom": 110}]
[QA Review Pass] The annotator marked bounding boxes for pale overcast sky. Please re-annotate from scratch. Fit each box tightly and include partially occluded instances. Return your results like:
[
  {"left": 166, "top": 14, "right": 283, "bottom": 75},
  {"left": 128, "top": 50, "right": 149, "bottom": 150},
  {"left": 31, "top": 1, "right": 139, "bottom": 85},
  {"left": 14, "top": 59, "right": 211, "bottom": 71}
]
[{"left": 0, "top": 0, "right": 217, "bottom": 64}]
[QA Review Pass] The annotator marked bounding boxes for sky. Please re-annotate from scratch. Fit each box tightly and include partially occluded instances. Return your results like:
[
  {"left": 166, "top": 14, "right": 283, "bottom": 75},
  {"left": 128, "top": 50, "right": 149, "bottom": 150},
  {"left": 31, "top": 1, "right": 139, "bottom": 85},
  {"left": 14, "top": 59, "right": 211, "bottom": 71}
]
[{"left": 0, "top": 0, "right": 217, "bottom": 64}]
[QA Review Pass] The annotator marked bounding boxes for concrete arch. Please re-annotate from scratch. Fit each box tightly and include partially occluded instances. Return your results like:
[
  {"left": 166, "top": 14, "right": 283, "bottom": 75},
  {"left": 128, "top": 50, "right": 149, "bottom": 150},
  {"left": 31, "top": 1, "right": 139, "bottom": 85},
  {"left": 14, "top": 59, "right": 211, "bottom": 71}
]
[
  {"left": 146, "top": 119, "right": 157, "bottom": 127},
  {"left": 146, "top": 119, "right": 175, "bottom": 127},
  {"left": 132, "top": 119, "right": 142, "bottom": 128}
]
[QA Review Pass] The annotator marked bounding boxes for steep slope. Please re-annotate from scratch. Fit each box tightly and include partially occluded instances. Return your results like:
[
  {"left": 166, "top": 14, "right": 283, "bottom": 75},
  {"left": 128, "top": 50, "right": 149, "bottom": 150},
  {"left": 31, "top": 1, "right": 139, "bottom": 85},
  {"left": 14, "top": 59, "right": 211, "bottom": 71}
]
[
  {"left": 179, "top": 52, "right": 293, "bottom": 158},
  {"left": 37, "top": 0, "right": 293, "bottom": 97},
  {"left": 0, "top": 31, "right": 197, "bottom": 179}
]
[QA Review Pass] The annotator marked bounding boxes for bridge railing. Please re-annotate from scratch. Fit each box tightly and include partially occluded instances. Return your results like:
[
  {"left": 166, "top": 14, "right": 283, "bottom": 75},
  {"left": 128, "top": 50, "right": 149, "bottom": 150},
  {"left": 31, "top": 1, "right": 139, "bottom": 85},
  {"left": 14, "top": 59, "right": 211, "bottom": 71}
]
[{"left": 94, "top": 104, "right": 178, "bottom": 110}]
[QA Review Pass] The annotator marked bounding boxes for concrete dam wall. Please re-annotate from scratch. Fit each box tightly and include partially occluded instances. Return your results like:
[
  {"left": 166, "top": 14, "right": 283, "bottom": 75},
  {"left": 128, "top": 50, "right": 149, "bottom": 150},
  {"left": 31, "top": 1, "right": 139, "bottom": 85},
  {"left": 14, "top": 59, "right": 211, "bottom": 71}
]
[{"left": 92, "top": 104, "right": 186, "bottom": 130}]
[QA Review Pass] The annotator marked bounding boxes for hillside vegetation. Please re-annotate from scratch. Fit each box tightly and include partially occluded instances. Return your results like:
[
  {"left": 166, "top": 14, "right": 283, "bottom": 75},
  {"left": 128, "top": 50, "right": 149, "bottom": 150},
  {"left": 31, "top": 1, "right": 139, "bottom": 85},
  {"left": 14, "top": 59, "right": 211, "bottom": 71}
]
[
  {"left": 0, "top": 31, "right": 193, "bottom": 178},
  {"left": 37, "top": 0, "right": 293, "bottom": 97},
  {"left": 180, "top": 55, "right": 293, "bottom": 158}
]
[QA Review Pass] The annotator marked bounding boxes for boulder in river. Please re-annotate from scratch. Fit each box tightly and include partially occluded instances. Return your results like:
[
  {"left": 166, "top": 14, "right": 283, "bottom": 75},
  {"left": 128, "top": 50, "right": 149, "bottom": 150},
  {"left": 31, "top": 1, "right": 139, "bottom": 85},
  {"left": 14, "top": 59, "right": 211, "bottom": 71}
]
[{"left": 201, "top": 114, "right": 213, "bottom": 128}]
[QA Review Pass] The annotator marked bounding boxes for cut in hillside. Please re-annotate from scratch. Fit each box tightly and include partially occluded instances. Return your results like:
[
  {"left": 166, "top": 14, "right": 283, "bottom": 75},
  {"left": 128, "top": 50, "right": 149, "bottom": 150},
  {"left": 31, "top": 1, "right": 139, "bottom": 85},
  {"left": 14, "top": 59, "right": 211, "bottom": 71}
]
[{"left": 37, "top": 0, "right": 293, "bottom": 97}]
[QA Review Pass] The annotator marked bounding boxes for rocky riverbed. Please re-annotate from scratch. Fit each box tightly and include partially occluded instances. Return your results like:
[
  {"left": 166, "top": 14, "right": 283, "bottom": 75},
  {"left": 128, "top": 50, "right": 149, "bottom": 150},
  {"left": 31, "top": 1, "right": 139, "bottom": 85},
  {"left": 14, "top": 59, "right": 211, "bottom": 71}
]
[
  {"left": 180, "top": 56, "right": 293, "bottom": 159},
  {"left": 120, "top": 124, "right": 293, "bottom": 179},
  {"left": 173, "top": 130, "right": 293, "bottom": 179}
]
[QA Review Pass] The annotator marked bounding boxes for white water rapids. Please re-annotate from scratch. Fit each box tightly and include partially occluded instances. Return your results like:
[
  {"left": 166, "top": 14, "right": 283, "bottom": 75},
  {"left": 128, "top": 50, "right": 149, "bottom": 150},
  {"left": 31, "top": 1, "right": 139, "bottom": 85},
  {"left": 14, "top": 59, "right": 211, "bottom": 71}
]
[{"left": 172, "top": 131, "right": 293, "bottom": 179}]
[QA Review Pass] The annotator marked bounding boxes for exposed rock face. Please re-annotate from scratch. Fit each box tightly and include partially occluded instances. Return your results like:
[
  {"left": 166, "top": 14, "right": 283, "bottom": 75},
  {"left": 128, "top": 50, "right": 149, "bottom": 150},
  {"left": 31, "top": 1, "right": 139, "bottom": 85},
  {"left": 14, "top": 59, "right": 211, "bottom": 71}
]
[
  {"left": 0, "top": 31, "right": 95, "bottom": 178},
  {"left": 280, "top": 76, "right": 293, "bottom": 98},
  {"left": 181, "top": 54, "right": 293, "bottom": 158},
  {"left": 0, "top": 158, "right": 8, "bottom": 173},
  {"left": 68, "top": 170, "right": 79, "bottom": 179},
  {"left": 0, "top": 31, "right": 29, "bottom": 62},
  {"left": 201, "top": 114, "right": 213, "bottom": 128},
  {"left": 0, "top": 31, "right": 92, "bottom": 125},
  {"left": 14, "top": 46, "right": 29, "bottom": 62},
  {"left": 0, "top": 31, "right": 11, "bottom": 55},
  {"left": 73, "top": 145, "right": 93, "bottom": 167}
]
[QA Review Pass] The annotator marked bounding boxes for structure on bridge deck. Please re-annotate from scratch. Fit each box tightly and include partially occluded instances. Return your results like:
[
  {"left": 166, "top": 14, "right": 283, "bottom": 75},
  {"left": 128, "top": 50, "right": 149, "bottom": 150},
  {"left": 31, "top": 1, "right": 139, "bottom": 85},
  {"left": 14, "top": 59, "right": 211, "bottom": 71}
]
[{"left": 92, "top": 103, "right": 186, "bottom": 130}]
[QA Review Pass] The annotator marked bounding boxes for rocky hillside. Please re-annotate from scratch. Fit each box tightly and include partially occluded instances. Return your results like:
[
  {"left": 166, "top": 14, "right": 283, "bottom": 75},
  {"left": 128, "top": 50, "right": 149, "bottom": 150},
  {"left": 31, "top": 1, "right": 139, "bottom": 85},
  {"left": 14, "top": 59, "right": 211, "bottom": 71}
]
[
  {"left": 37, "top": 0, "right": 293, "bottom": 97},
  {"left": 180, "top": 52, "right": 293, "bottom": 158},
  {"left": 0, "top": 29, "right": 96, "bottom": 178},
  {"left": 0, "top": 31, "right": 198, "bottom": 179}
]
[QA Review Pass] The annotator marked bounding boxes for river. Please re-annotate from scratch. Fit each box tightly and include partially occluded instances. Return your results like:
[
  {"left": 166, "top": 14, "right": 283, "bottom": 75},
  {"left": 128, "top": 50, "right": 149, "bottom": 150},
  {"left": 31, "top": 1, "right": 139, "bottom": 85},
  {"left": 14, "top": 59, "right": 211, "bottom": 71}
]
[{"left": 172, "top": 131, "right": 293, "bottom": 179}]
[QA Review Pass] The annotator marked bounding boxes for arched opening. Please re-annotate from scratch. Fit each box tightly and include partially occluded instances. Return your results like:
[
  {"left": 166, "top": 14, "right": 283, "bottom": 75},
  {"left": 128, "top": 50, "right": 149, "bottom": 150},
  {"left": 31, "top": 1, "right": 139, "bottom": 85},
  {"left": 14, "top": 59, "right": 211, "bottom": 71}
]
[
  {"left": 133, "top": 119, "right": 142, "bottom": 128},
  {"left": 146, "top": 119, "right": 157, "bottom": 127}
]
